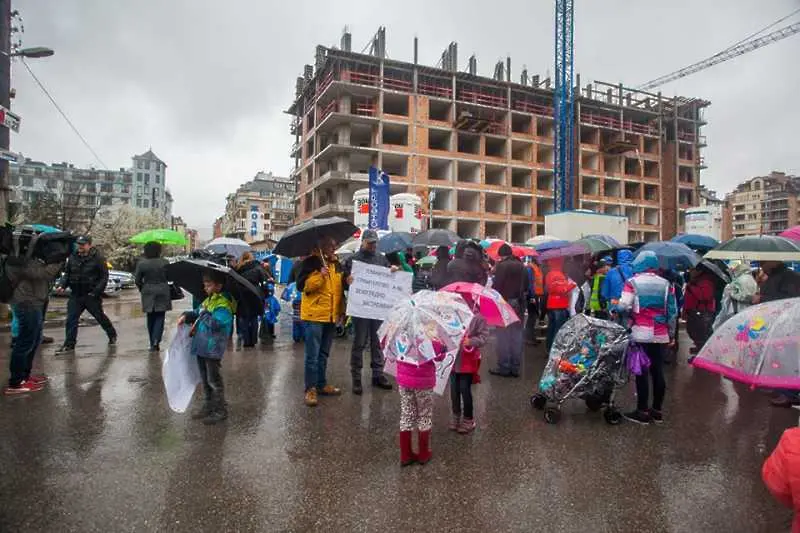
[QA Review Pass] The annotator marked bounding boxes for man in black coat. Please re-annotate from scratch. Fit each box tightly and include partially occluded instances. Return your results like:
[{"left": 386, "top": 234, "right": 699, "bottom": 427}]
[
  {"left": 55, "top": 236, "right": 117, "bottom": 354},
  {"left": 489, "top": 244, "right": 529, "bottom": 378},
  {"left": 343, "top": 229, "right": 394, "bottom": 395}
]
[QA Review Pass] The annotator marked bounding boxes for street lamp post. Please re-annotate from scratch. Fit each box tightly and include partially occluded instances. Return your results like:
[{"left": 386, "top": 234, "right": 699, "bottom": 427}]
[{"left": 0, "top": 0, "right": 54, "bottom": 225}]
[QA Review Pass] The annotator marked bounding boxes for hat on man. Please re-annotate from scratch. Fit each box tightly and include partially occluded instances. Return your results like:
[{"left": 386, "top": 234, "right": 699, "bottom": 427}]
[
  {"left": 76, "top": 235, "right": 92, "bottom": 245},
  {"left": 361, "top": 229, "right": 379, "bottom": 243}
]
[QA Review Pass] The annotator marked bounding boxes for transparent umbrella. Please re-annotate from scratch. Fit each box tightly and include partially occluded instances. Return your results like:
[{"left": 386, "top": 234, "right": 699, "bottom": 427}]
[{"left": 691, "top": 297, "right": 800, "bottom": 390}]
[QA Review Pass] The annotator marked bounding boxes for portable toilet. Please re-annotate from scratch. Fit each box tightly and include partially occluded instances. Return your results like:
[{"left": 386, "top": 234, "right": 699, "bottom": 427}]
[
  {"left": 353, "top": 188, "right": 370, "bottom": 229},
  {"left": 389, "top": 193, "right": 423, "bottom": 234}
]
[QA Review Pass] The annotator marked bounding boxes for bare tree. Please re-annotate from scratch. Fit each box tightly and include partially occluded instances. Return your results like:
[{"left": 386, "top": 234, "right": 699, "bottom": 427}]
[{"left": 22, "top": 181, "right": 103, "bottom": 233}]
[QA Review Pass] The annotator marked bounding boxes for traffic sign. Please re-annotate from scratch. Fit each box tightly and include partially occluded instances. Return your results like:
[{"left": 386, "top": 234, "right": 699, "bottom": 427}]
[
  {"left": 0, "top": 105, "right": 21, "bottom": 132},
  {"left": 0, "top": 149, "right": 22, "bottom": 163}
]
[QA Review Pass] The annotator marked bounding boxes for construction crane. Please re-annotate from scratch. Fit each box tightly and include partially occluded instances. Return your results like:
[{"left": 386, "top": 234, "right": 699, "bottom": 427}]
[
  {"left": 552, "top": 6, "right": 799, "bottom": 213},
  {"left": 553, "top": 0, "right": 575, "bottom": 212},
  {"left": 639, "top": 21, "right": 800, "bottom": 91}
]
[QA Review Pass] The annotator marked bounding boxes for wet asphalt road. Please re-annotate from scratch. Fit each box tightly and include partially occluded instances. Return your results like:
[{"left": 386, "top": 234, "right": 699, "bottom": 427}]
[{"left": 0, "top": 293, "right": 795, "bottom": 532}]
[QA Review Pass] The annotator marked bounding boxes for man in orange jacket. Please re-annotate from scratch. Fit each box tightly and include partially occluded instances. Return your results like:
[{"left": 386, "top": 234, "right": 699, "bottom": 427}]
[{"left": 544, "top": 258, "right": 576, "bottom": 353}]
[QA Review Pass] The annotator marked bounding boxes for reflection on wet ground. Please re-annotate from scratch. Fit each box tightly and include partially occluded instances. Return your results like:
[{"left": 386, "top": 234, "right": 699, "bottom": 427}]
[{"left": 0, "top": 295, "right": 795, "bottom": 532}]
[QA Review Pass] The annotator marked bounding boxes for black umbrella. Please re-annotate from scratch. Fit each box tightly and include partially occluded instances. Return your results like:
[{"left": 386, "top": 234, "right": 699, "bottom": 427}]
[
  {"left": 273, "top": 217, "right": 358, "bottom": 258},
  {"left": 166, "top": 259, "right": 264, "bottom": 316},
  {"left": 697, "top": 259, "right": 731, "bottom": 284},
  {"left": 411, "top": 229, "right": 461, "bottom": 247},
  {"left": 705, "top": 235, "right": 800, "bottom": 261},
  {"left": 378, "top": 232, "right": 413, "bottom": 254}
]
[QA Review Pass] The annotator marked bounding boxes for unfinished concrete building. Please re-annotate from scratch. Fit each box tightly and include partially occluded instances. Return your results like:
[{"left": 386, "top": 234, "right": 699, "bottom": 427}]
[{"left": 287, "top": 29, "right": 709, "bottom": 242}]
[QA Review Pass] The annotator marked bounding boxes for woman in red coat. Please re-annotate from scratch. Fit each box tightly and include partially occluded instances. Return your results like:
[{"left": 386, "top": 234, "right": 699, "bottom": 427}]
[
  {"left": 683, "top": 268, "right": 717, "bottom": 354},
  {"left": 763, "top": 427, "right": 800, "bottom": 532}
]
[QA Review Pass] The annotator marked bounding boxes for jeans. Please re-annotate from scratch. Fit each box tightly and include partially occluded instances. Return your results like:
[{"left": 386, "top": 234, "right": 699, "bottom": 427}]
[
  {"left": 236, "top": 314, "right": 260, "bottom": 347},
  {"left": 146, "top": 312, "right": 166, "bottom": 348},
  {"left": 8, "top": 304, "right": 44, "bottom": 387},
  {"left": 350, "top": 317, "right": 383, "bottom": 379},
  {"left": 292, "top": 320, "right": 304, "bottom": 342},
  {"left": 635, "top": 343, "right": 666, "bottom": 412},
  {"left": 546, "top": 309, "right": 570, "bottom": 354},
  {"left": 197, "top": 356, "right": 225, "bottom": 407},
  {"left": 303, "top": 321, "right": 335, "bottom": 391},
  {"left": 495, "top": 322, "right": 524, "bottom": 374},
  {"left": 450, "top": 372, "right": 474, "bottom": 418},
  {"left": 65, "top": 294, "right": 117, "bottom": 347}
]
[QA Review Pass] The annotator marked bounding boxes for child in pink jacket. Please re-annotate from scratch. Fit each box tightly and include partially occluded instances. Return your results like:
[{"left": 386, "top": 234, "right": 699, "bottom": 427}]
[{"left": 396, "top": 340, "right": 446, "bottom": 467}]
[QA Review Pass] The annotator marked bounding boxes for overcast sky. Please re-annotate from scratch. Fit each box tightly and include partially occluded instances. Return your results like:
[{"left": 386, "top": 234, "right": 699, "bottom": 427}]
[{"left": 15, "top": 0, "right": 800, "bottom": 234}]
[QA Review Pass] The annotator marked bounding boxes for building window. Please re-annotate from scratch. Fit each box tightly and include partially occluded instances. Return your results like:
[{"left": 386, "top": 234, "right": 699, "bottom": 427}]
[
  {"left": 22, "top": 176, "right": 33, "bottom": 187},
  {"left": 144, "top": 161, "right": 151, "bottom": 170},
  {"left": 143, "top": 199, "right": 150, "bottom": 208},
  {"left": 156, "top": 176, "right": 160, "bottom": 184},
  {"left": 137, "top": 160, "right": 143, "bottom": 169},
  {"left": 137, "top": 173, "right": 142, "bottom": 181},
  {"left": 101, "top": 197, "right": 112, "bottom": 206},
  {"left": 10, "top": 175, "right": 19, "bottom": 185},
  {"left": 144, "top": 176, "right": 150, "bottom": 185},
  {"left": 136, "top": 199, "right": 142, "bottom": 208}
]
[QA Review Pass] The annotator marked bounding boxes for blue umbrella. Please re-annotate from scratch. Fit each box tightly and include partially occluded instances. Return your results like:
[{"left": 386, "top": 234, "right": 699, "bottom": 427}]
[
  {"left": 634, "top": 241, "right": 701, "bottom": 271},
  {"left": 532, "top": 239, "right": 571, "bottom": 251},
  {"left": 671, "top": 233, "right": 719, "bottom": 251},
  {"left": 378, "top": 232, "right": 413, "bottom": 254}
]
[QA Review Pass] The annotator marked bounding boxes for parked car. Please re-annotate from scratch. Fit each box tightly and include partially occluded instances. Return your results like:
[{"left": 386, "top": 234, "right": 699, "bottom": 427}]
[
  {"left": 109, "top": 270, "right": 136, "bottom": 289},
  {"left": 50, "top": 275, "right": 122, "bottom": 298}
]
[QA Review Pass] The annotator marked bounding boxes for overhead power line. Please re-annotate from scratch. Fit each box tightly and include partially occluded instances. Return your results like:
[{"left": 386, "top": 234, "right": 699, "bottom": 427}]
[{"left": 20, "top": 58, "right": 108, "bottom": 169}]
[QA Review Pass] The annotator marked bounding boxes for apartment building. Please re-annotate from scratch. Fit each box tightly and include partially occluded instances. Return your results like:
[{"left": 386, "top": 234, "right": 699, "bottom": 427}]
[
  {"left": 221, "top": 172, "right": 295, "bottom": 243},
  {"left": 288, "top": 30, "right": 708, "bottom": 242},
  {"left": 10, "top": 149, "right": 173, "bottom": 232},
  {"left": 725, "top": 171, "right": 800, "bottom": 238}
]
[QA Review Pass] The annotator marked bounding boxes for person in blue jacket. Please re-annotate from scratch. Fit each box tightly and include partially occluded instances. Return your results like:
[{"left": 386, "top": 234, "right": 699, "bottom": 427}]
[
  {"left": 601, "top": 249, "right": 634, "bottom": 318},
  {"left": 178, "top": 270, "right": 236, "bottom": 425}
]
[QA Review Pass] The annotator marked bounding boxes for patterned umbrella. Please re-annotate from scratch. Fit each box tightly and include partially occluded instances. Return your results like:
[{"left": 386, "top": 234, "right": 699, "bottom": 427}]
[
  {"left": 378, "top": 290, "right": 473, "bottom": 366},
  {"left": 441, "top": 282, "right": 519, "bottom": 327},
  {"left": 692, "top": 297, "right": 800, "bottom": 390}
]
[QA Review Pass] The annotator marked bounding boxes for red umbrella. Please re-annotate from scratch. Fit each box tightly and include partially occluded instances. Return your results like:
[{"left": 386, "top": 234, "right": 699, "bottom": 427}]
[
  {"left": 512, "top": 245, "right": 537, "bottom": 258},
  {"left": 485, "top": 240, "right": 508, "bottom": 261}
]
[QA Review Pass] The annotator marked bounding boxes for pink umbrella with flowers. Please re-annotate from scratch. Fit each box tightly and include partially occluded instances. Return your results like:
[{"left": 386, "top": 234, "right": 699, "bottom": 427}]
[{"left": 440, "top": 282, "right": 520, "bottom": 327}]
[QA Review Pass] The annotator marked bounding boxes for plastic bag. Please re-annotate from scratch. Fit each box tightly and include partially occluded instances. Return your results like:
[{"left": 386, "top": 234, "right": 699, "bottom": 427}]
[
  {"left": 162, "top": 325, "right": 201, "bottom": 413},
  {"left": 626, "top": 342, "right": 651, "bottom": 376}
]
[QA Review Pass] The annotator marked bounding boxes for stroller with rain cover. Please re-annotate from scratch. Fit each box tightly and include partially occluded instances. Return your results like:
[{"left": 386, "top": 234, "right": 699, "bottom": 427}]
[{"left": 531, "top": 314, "right": 630, "bottom": 425}]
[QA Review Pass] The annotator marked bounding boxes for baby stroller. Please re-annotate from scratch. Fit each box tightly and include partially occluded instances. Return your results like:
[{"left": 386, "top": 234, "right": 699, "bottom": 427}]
[{"left": 530, "top": 314, "right": 630, "bottom": 425}]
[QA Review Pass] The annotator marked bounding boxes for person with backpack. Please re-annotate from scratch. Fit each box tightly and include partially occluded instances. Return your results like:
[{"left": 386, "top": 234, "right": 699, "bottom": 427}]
[
  {"left": 55, "top": 236, "right": 117, "bottom": 354},
  {"left": 3, "top": 253, "right": 63, "bottom": 395},
  {"left": 524, "top": 259, "right": 544, "bottom": 344},
  {"left": 601, "top": 249, "right": 634, "bottom": 322}
]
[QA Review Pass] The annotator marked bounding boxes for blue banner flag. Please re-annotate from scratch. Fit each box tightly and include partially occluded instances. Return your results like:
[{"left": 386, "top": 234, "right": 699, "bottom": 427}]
[{"left": 368, "top": 166, "right": 390, "bottom": 230}]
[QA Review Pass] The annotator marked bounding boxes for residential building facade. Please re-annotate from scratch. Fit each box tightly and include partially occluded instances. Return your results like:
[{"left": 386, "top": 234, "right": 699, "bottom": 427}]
[
  {"left": 725, "top": 171, "right": 800, "bottom": 238},
  {"left": 9, "top": 149, "right": 173, "bottom": 232},
  {"left": 288, "top": 31, "right": 708, "bottom": 243},
  {"left": 221, "top": 172, "right": 294, "bottom": 243}
]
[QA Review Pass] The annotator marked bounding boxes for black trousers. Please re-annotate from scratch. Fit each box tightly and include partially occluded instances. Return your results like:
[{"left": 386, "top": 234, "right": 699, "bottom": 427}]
[
  {"left": 450, "top": 372, "right": 474, "bottom": 418},
  {"left": 635, "top": 343, "right": 666, "bottom": 412},
  {"left": 65, "top": 294, "right": 117, "bottom": 347},
  {"left": 686, "top": 310, "right": 713, "bottom": 348},
  {"left": 197, "top": 356, "right": 225, "bottom": 406},
  {"left": 350, "top": 318, "right": 383, "bottom": 378}
]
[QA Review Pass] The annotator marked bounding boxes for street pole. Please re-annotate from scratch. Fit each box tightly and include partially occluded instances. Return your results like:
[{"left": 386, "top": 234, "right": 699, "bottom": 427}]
[{"left": 0, "top": 0, "right": 10, "bottom": 225}]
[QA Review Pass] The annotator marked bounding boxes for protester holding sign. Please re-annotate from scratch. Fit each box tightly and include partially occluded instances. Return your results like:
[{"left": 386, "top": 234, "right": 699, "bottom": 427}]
[{"left": 343, "top": 230, "right": 397, "bottom": 395}]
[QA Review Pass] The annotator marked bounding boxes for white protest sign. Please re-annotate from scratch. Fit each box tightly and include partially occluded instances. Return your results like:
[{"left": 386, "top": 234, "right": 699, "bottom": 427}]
[{"left": 346, "top": 260, "right": 412, "bottom": 321}]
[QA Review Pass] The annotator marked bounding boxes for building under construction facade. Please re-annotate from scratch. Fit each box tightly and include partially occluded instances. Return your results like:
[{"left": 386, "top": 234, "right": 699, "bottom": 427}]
[{"left": 288, "top": 29, "right": 709, "bottom": 242}]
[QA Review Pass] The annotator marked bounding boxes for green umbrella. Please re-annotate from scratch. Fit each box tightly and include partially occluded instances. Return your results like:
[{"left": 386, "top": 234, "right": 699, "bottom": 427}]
[
  {"left": 130, "top": 229, "right": 187, "bottom": 246},
  {"left": 574, "top": 237, "right": 614, "bottom": 254}
]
